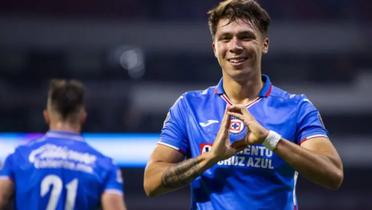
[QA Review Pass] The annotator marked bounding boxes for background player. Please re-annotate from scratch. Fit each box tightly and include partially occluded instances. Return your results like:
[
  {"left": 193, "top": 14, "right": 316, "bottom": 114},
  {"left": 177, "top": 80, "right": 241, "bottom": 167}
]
[
  {"left": 143, "top": 0, "right": 343, "bottom": 209},
  {"left": 0, "top": 79, "right": 127, "bottom": 210}
]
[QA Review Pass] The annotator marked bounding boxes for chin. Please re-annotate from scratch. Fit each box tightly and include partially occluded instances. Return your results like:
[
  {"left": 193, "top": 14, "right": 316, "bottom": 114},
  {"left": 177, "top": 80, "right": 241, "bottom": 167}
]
[{"left": 228, "top": 68, "right": 253, "bottom": 78}]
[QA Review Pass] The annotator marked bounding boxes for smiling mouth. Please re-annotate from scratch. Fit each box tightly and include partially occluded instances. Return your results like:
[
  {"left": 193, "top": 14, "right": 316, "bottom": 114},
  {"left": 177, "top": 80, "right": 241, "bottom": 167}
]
[{"left": 227, "top": 57, "right": 248, "bottom": 64}]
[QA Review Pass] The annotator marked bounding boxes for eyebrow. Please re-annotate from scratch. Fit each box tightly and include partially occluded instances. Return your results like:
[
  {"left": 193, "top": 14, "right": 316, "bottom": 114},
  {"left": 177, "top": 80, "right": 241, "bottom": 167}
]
[
  {"left": 237, "top": 31, "right": 256, "bottom": 36},
  {"left": 217, "top": 30, "right": 256, "bottom": 38}
]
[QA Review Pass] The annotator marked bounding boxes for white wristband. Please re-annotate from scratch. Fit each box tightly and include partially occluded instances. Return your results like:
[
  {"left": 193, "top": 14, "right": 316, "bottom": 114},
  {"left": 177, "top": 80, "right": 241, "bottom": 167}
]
[{"left": 263, "top": 130, "right": 281, "bottom": 151}]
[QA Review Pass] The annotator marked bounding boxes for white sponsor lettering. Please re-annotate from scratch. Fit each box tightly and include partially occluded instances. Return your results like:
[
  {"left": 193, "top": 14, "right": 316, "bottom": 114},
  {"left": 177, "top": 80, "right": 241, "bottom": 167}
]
[
  {"left": 238, "top": 145, "right": 273, "bottom": 157},
  {"left": 29, "top": 144, "right": 96, "bottom": 173},
  {"left": 201, "top": 144, "right": 274, "bottom": 169},
  {"left": 214, "top": 145, "right": 274, "bottom": 169},
  {"left": 218, "top": 156, "right": 274, "bottom": 169}
]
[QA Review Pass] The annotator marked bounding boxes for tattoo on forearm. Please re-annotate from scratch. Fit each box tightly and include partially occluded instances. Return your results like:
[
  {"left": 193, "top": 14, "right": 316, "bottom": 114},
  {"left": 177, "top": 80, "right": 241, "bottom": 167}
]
[{"left": 161, "top": 157, "right": 203, "bottom": 188}]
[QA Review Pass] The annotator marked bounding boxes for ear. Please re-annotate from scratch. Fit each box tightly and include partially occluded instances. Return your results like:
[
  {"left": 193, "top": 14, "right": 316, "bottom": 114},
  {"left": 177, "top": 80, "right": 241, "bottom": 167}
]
[
  {"left": 80, "top": 108, "right": 87, "bottom": 124},
  {"left": 212, "top": 41, "right": 217, "bottom": 58},
  {"left": 262, "top": 37, "right": 269, "bottom": 54},
  {"left": 43, "top": 109, "right": 50, "bottom": 124}
]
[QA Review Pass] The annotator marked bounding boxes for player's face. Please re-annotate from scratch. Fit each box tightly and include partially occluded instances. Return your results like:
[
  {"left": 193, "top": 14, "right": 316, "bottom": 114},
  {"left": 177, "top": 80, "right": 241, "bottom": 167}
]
[{"left": 213, "top": 18, "right": 269, "bottom": 81}]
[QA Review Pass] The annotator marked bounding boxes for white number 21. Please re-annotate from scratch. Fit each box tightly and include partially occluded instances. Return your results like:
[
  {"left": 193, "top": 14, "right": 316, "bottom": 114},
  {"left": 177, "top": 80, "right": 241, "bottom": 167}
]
[{"left": 40, "top": 175, "right": 79, "bottom": 210}]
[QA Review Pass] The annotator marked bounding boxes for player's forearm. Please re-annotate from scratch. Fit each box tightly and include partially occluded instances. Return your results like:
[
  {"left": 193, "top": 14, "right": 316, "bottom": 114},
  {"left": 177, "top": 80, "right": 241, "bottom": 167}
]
[
  {"left": 275, "top": 139, "right": 343, "bottom": 190},
  {"left": 101, "top": 193, "right": 127, "bottom": 210},
  {"left": 0, "top": 197, "right": 7, "bottom": 210},
  {"left": 0, "top": 179, "right": 13, "bottom": 209},
  {"left": 161, "top": 152, "right": 216, "bottom": 188},
  {"left": 0, "top": 192, "right": 10, "bottom": 209},
  {"left": 144, "top": 152, "right": 215, "bottom": 197}
]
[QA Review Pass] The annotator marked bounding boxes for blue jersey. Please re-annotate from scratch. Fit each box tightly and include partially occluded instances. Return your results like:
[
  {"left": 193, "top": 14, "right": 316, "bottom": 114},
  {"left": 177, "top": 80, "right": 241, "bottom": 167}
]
[
  {"left": 0, "top": 131, "right": 124, "bottom": 210},
  {"left": 160, "top": 75, "right": 328, "bottom": 210}
]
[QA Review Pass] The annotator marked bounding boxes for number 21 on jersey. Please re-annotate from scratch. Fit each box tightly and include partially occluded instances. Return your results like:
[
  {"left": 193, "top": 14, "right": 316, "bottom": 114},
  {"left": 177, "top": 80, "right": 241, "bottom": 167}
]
[{"left": 40, "top": 175, "right": 79, "bottom": 210}]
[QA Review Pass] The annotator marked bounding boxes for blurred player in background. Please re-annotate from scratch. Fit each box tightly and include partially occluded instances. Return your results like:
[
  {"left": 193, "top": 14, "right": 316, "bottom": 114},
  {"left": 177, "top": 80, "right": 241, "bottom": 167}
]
[
  {"left": 0, "top": 79, "right": 127, "bottom": 210},
  {"left": 144, "top": 0, "right": 343, "bottom": 209}
]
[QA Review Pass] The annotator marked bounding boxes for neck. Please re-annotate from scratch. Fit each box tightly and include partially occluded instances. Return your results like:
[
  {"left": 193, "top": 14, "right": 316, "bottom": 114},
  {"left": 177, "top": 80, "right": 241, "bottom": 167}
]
[
  {"left": 49, "top": 121, "right": 81, "bottom": 133},
  {"left": 222, "top": 73, "right": 263, "bottom": 105}
]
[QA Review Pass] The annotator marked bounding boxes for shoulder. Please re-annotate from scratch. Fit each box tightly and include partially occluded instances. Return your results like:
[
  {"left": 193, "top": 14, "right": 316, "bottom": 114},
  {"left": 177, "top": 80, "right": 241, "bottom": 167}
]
[
  {"left": 81, "top": 143, "right": 117, "bottom": 168},
  {"left": 270, "top": 85, "right": 313, "bottom": 108},
  {"left": 77, "top": 141, "right": 110, "bottom": 159},
  {"left": 12, "top": 135, "right": 47, "bottom": 155},
  {"left": 3, "top": 136, "right": 47, "bottom": 166},
  {"left": 173, "top": 85, "right": 217, "bottom": 107}
]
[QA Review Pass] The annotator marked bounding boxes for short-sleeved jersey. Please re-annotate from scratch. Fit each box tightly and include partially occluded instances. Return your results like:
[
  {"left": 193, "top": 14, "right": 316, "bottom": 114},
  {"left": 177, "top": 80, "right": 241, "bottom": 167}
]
[
  {"left": 160, "top": 75, "right": 328, "bottom": 210},
  {"left": 0, "top": 130, "right": 124, "bottom": 210}
]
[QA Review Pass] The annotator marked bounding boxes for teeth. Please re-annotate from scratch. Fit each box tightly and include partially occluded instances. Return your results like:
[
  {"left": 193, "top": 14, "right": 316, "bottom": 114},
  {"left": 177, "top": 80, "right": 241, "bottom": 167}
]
[{"left": 229, "top": 58, "right": 246, "bottom": 63}]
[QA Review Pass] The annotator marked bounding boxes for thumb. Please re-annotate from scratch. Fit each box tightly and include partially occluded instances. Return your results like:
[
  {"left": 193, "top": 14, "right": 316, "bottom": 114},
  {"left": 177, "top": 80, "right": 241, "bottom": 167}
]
[
  {"left": 241, "top": 107, "right": 255, "bottom": 122},
  {"left": 220, "top": 106, "right": 231, "bottom": 130}
]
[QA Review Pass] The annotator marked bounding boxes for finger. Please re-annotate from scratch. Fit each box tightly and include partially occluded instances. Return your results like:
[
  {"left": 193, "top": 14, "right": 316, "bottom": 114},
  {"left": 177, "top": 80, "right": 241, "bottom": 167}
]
[
  {"left": 241, "top": 107, "right": 255, "bottom": 121},
  {"left": 234, "top": 104, "right": 246, "bottom": 109},
  {"left": 228, "top": 105, "right": 244, "bottom": 114},
  {"left": 214, "top": 107, "right": 231, "bottom": 146},
  {"left": 227, "top": 111, "right": 252, "bottom": 126},
  {"left": 228, "top": 110, "right": 251, "bottom": 133},
  {"left": 227, "top": 111, "right": 244, "bottom": 121},
  {"left": 229, "top": 143, "right": 246, "bottom": 154},
  {"left": 217, "top": 106, "right": 231, "bottom": 137},
  {"left": 232, "top": 143, "right": 246, "bottom": 151},
  {"left": 221, "top": 106, "right": 232, "bottom": 129}
]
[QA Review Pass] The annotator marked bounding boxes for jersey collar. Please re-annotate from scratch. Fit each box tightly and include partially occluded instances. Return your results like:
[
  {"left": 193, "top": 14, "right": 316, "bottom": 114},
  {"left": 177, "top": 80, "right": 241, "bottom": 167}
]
[
  {"left": 214, "top": 74, "right": 273, "bottom": 97},
  {"left": 46, "top": 130, "right": 84, "bottom": 142}
]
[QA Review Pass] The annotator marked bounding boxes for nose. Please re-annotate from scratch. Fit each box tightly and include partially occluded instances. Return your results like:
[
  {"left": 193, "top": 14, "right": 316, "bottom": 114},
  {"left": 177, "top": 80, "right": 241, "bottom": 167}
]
[{"left": 229, "top": 37, "right": 243, "bottom": 53}]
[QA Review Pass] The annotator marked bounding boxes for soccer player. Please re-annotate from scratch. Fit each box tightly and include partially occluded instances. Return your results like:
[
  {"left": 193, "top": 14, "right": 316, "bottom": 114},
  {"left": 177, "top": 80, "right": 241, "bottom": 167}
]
[
  {"left": 143, "top": 0, "right": 343, "bottom": 209},
  {"left": 0, "top": 79, "right": 127, "bottom": 210}
]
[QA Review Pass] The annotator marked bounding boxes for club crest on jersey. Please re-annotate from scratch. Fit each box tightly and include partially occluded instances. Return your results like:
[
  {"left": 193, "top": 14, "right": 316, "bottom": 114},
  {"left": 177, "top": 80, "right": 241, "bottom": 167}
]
[
  {"left": 200, "top": 143, "right": 212, "bottom": 154},
  {"left": 229, "top": 118, "right": 244, "bottom": 134}
]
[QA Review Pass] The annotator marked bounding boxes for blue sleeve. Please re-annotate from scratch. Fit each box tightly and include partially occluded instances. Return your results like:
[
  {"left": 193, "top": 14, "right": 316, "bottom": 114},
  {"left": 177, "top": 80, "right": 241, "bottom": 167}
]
[
  {"left": 296, "top": 96, "right": 329, "bottom": 144},
  {"left": 0, "top": 153, "right": 15, "bottom": 180},
  {"left": 104, "top": 160, "right": 124, "bottom": 194},
  {"left": 159, "top": 95, "right": 189, "bottom": 154}
]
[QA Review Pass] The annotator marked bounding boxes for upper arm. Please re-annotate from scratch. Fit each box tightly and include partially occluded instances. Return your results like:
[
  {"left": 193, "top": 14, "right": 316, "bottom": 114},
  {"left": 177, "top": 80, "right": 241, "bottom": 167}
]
[
  {"left": 143, "top": 144, "right": 185, "bottom": 196},
  {"left": 100, "top": 159, "right": 125, "bottom": 210},
  {"left": 0, "top": 178, "right": 14, "bottom": 208},
  {"left": 147, "top": 144, "right": 186, "bottom": 166},
  {"left": 295, "top": 96, "right": 328, "bottom": 144},
  {"left": 301, "top": 137, "right": 342, "bottom": 168},
  {"left": 160, "top": 94, "right": 190, "bottom": 155},
  {"left": 145, "top": 144, "right": 186, "bottom": 176},
  {"left": 101, "top": 192, "right": 126, "bottom": 210},
  {"left": 144, "top": 94, "right": 189, "bottom": 196},
  {"left": 0, "top": 153, "right": 15, "bottom": 208}
]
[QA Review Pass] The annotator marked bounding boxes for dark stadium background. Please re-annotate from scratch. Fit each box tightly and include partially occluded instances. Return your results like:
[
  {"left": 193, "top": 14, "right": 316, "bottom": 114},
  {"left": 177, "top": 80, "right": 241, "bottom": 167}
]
[{"left": 1, "top": 0, "right": 372, "bottom": 209}]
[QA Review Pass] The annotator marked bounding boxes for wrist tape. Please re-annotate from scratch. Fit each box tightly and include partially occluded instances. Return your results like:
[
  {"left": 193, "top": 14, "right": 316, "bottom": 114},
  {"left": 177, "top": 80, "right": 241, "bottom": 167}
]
[{"left": 263, "top": 130, "right": 281, "bottom": 151}]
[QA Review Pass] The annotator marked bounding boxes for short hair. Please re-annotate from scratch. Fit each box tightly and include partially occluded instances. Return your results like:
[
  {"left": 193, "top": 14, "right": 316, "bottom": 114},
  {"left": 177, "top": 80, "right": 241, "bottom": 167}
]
[
  {"left": 207, "top": 0, "right": 271, "bottom": 38},
  {"left": 47, "top": 79, "right": 85, "bottom": 121}
]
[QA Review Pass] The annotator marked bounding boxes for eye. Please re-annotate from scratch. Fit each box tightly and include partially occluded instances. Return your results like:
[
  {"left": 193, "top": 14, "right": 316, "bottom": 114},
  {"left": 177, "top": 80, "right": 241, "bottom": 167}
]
[
  {"left": 238, "top": 32, "right": 256, "bottom": 41},
  {"left": 240, "top": 34, "right": 255, "bottom": 41},
  {"left": 218, "top": 35, "right": 232, "bottom": 42}
]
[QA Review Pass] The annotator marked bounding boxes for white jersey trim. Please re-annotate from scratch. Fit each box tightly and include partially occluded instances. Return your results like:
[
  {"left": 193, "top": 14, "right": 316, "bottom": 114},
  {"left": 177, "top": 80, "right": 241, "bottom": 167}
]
[
  {"left": 0, "top": 176, "right": 11, "bottom": 180},
  {"left": 46, "top": 132, "right": 84, "bottom": 142},
  {"left": 306, "top": 134, "right": 328, "bottom": 139},
  {"left": 157, "top": 141, "right": 180, "bottom": 151},
  {"left": 104, "top": 189, "right": 123, "bottom": 195},
  {"left": 300, "top": 134, "right": 329, "bottom": 144},
  {"left": 220, "top": 94, "right": 261, "bottom": 108}
]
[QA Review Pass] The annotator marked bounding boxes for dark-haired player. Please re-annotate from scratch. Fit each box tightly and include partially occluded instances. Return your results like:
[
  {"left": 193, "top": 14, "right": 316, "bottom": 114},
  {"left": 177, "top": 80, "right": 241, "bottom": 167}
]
[
  {"left": 144, "top": 1, "right": 343, "bottom": 209},
  {"left": 0, "top": 79, "right": 127, "bottom": 210}
]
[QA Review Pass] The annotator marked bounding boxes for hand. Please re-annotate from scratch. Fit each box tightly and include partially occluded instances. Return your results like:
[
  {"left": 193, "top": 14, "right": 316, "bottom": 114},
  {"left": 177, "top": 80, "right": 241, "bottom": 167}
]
[
  {"left": 227, "top": 105, "right": 269, "bottom": 145},
  {"left": 207, "top": 107, "right": 246, "bottom": 162}
]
